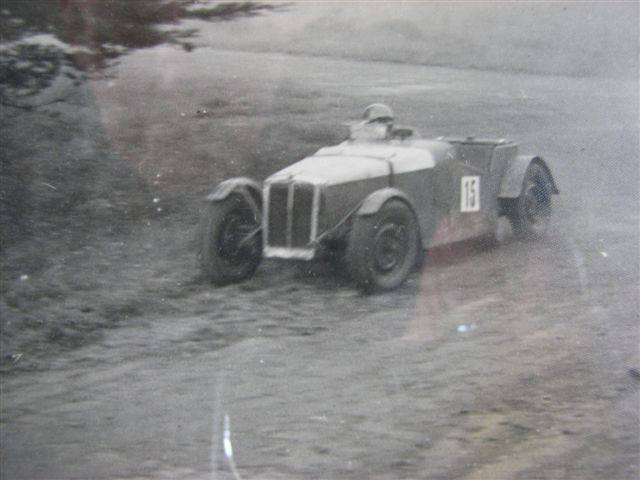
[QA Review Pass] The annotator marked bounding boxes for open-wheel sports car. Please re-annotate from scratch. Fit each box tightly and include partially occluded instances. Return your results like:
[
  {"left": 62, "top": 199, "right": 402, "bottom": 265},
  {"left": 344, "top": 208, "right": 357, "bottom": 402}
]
[{"left": 198, "top": 104, "right": 558, "bottom": 292}]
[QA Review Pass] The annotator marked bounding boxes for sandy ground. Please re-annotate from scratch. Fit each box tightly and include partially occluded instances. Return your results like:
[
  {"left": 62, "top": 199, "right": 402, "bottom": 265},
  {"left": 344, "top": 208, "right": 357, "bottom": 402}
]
[{"left": 1, "top": 49, "right": 638, "bottom": 479}]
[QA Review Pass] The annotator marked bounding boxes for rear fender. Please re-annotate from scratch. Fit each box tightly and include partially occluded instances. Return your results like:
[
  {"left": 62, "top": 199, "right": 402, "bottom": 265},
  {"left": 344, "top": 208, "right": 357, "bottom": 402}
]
[
  {"left": 499, "top": 156, "right": 559, "bottom": 199},
  {"left": 205, "top": 177, "right": 262, "bottom": 218}
]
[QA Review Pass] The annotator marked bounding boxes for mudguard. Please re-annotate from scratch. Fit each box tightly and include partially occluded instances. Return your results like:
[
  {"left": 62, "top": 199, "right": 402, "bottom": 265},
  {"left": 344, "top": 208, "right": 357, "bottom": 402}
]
[
  {"left": 205, "top": 177, "right": 262, "bottom": 217},
  {"left": 357, "top": 187, "right": 415, "bottom": 216},
  {"left": 499, "top": 156, "right": 559, "bottom": 198}
]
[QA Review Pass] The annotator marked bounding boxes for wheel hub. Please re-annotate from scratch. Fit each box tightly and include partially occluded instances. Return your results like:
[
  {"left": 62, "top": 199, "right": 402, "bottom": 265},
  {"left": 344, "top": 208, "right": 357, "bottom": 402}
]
[
  {"left": 524, "top": 181, "right": 550, "bottom": 224},
  {"left": 218, "top": 213, "right": 258, "bottom": 265},
  {"left": 373, "top": 223, "right": 407, "bottom": 273}
]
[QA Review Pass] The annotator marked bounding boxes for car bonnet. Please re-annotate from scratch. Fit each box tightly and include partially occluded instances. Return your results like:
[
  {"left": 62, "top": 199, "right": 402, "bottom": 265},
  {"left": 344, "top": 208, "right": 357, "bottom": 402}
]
[{"left": 266, "top": 141, "right": 447, "bottom": 186}]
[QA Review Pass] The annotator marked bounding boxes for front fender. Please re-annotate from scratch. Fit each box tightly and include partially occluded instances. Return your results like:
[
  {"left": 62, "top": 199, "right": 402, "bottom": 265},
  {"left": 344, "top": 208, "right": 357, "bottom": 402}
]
[
  {"left": 357, "top": 187, "right": 414, "bottom": 216},
  {"left": 206, "top": 177, "right": 261, "bottom": 201},
  {"left": 205, "top": 177, "right": 262, "bottom": 217},
  {"left": 499, "top": 156, "right": 559, "bottom": 198}
]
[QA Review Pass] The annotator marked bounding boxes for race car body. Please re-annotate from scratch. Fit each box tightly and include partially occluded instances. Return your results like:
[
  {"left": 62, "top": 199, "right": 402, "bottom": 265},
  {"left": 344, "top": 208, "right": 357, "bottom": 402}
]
[{"left": 199, "top": 107, "right": 558, "bottom": 292}]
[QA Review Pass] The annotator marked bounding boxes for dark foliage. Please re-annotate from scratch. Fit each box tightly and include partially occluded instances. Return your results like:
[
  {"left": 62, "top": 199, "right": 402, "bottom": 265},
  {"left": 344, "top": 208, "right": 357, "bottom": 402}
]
[{"left": 0, "top": 1, "right": 284, "bottom": 105}]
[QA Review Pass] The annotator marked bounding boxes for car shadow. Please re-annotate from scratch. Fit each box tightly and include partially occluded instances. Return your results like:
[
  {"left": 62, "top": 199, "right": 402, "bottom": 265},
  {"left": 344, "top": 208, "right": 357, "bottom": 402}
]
[{"left": 423, "top": 235, "right": 512, "bottom": 268}]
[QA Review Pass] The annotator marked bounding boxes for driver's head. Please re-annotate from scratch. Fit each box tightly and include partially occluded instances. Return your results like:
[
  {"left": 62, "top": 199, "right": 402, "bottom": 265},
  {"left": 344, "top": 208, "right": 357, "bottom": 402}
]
[
  {"left": 349, "top": 103, "right": 394, "bottom": 141},
  {"left": 362, "top": 103, "right": 394, "bottom": 125}
]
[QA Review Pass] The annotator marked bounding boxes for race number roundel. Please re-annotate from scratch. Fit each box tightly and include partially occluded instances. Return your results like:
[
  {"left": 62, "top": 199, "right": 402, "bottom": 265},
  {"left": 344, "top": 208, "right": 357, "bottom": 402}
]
[{"left": 461, "top": 176, "right": 480, "bottom": 212}]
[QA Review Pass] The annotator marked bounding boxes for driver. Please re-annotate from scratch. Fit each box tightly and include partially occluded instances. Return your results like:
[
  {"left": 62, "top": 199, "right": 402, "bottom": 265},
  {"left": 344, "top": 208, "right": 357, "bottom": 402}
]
[{"left": 349, "top": 103, "right": 394, "bottom": 141}]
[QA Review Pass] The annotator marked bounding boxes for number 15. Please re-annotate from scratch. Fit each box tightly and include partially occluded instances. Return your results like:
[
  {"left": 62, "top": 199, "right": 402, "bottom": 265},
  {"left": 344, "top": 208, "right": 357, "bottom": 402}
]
[{"left": 461, "top": 176, "right": 480, "bottom": 212}]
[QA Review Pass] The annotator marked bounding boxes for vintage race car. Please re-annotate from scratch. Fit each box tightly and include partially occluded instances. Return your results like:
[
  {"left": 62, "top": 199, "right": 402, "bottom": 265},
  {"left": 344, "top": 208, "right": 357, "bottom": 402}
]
[{"left": 199, "top": 104, "right": 558, "bottom": 292}]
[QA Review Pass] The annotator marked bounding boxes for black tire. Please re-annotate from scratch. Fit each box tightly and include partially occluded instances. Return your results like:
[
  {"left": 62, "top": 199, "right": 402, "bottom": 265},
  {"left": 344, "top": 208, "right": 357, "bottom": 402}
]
[
  {"left": 199, "top": 195, "right": 262, "bottom": 285},
  {"left": 346, "top": 200, "right": 419, "bottom": 293},
  {"left": 508, "top": 163, "right": 552, "bottom": 239}
]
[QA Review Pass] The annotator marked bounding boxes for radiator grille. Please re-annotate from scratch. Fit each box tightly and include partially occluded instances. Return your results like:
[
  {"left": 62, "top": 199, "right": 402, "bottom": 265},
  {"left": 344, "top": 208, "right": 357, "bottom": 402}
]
[
  {"left": 292, "top": 183, "right": 313, "bottom": 247},
  {"left": 267, "top": 184, "right": 288, "bottom": 247},
  {"left": 267, "top": 182, "right": 315, "bottom": 248}
]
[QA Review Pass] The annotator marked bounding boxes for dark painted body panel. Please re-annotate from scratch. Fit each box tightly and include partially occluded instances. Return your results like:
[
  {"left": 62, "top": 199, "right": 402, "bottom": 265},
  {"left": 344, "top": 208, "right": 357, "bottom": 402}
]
[{"left": 319, "top": 176, "right": 389, "bottom": 234}]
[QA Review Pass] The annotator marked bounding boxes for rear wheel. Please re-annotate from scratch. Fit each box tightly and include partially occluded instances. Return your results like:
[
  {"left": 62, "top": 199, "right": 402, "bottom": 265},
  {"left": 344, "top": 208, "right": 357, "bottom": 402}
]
[
  {"left": 199, "top": 195, "right": 262, "bottom": 285},
  {"left": 346, "top": 200, "right": 419, "bottom": 293},
  {"left": 508, "top": 163, "right": 552, "bottom": 239}
]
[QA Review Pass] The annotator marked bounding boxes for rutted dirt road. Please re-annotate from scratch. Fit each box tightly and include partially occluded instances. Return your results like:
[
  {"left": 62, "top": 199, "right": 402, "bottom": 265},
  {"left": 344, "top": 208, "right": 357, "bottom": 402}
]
[{"left": 1, "top": 50, "right": 638, "bottom": 479}]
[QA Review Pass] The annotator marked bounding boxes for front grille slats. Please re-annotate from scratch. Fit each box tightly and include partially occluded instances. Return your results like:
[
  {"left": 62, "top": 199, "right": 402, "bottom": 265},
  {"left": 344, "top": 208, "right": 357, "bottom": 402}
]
[
  {"left": 292, "top": 184, "right": 313, "bottom": 247},
  {"left": 268, "top": 184, "right": 288, "bottom": 247},
  {"left": 267, "top": 182, "right": 316, "bottom": 249}
]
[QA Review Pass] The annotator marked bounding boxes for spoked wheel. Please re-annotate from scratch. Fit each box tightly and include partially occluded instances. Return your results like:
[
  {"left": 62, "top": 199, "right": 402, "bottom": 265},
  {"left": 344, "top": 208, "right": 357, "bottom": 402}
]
[
  {"left": 346, "top": 200, "right": 419, "bottom": 293},
  {"left": 508, "top": 163, "right": 552, "bottom": 239},
  {"left": 373, "top": 223, "right": 409, "bottom": 273},
  {"left": 199, "top": 194, "right": 262, "bottom": 285}
]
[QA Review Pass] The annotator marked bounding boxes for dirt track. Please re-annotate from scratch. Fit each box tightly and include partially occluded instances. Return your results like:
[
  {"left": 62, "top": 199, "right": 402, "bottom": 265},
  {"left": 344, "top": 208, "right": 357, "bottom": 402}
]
[{"left": 1, "top": 49, "right": 638, "bottom": 479}]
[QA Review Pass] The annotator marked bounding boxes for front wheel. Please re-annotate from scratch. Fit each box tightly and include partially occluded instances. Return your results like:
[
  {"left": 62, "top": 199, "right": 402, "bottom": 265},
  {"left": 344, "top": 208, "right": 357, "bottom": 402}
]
[
  {"left": 199, "top": 195, "right": 262, "bottom": 285},
  {"left": 346, "top": 200, "right": 419, "bottom": 293},
  {"left": 507, "top": 163, "right": 552, "bottom": 239}
]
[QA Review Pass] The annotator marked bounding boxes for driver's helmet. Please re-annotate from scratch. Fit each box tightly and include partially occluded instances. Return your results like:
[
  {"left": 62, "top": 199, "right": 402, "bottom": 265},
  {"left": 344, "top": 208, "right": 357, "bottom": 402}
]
[
  {"left": 349, "top": 103, "right": 394, "bottom": 141},
  {"left": 362, "top": 103, "right": 394, "bottom": 124}
]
